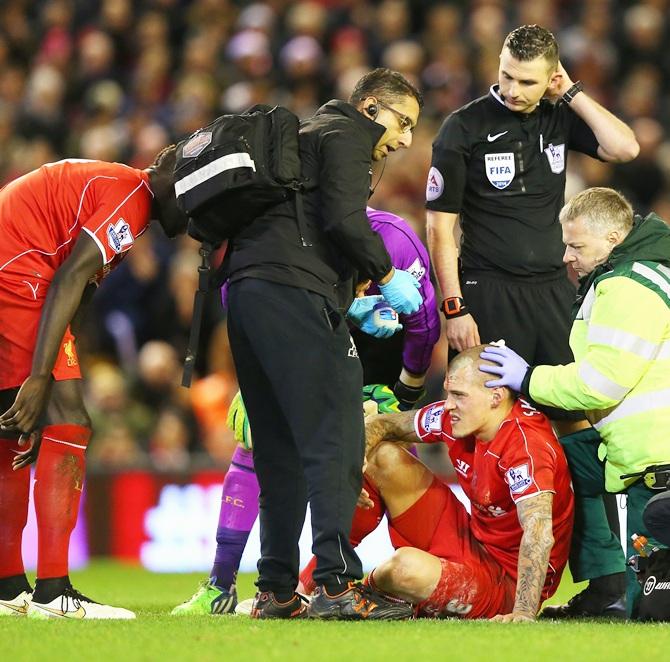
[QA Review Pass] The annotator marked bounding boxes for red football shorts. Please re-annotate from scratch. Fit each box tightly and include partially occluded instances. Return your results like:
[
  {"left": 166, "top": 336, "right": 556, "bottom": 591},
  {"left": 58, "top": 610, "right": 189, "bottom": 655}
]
[
  {"left": 388, "top": 476, "right": 516, "bottom": 619},
  {"left": 0, "top": 276, "right": 82, "bottom": 390}
]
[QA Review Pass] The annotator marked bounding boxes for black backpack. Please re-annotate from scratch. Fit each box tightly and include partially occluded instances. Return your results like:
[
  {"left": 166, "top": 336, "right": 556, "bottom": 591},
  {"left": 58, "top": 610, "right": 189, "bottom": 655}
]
[{"left": 173, "top": 104, "right": 308, "bottom": 386}]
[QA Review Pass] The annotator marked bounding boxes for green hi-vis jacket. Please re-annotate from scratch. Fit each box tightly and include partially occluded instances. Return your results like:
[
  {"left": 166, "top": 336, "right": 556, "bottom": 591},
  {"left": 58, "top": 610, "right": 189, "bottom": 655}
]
[{"left": 529, "top": 213, "right": 670, "bottom": 491}]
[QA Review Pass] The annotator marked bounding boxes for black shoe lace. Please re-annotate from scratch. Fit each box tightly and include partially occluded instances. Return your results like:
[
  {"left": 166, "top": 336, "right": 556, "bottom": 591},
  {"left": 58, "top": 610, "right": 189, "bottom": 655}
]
[
  {"left": 61, "top": 586, "right": 98, "bottom": 612},
  {"left": 294, "top": 592, "right": 310, "bottom": 606}
]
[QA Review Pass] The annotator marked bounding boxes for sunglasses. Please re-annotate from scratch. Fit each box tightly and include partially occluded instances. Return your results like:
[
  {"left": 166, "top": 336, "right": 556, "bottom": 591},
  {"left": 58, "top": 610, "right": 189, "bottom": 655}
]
[{"left": 377, "top": 100, "right": 415, "bottom": 134}]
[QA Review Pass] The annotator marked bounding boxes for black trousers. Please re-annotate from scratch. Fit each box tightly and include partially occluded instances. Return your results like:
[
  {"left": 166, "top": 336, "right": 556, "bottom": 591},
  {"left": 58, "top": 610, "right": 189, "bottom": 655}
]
[
  {"left": 227, "top": 278, "right": 365, "bottom": 593},
  {"left": 460, "top": 267, "right": 582, "bottom": 421}
]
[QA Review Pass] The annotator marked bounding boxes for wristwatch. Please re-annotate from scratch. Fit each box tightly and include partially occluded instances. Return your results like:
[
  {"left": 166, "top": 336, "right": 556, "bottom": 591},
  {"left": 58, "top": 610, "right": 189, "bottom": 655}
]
[
  {"left": 562, "top": 80, "right": 584, "bottom": 104},
  {"left": 441, "top": 296, "right": 469, "bottom": 319}
]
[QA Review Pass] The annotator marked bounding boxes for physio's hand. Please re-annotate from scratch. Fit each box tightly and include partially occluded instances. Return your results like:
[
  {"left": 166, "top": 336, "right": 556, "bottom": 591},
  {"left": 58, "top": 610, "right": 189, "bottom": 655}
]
[
  {"left": 378, "top": 269, "right": 422, "bottom": 315},
  {"left": 0, "top": 375, "right": 51, "bottom": 434},
  {"left": 12, "top": 431, "right": 42, "bottom": 471},
  {"left": 489, "top": 611, "right": 535, "bottom": 623},
  {"left": 346, "top": 295, "right": 384, "bottom": 326},
  {"left": 445, "top": 314, "right": 480, "bottom": 352},
  {"left": 479, "top": 345, "right": 529, "bottom": 392},
  {"left": 359, "top": 304, "right": 403, "bottom": 338}
]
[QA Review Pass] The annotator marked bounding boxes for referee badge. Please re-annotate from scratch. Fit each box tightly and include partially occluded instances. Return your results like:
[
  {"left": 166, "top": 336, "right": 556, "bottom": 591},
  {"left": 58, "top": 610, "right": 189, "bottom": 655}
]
[
  {"left": 426, "top": 166, "right": 444, "bottom": 201},
  {"left": 484, "top": 152, "right": 515, "bottom": 189},
  {"left": 544, "top": 143, "right": 565, "bottom": 174}
]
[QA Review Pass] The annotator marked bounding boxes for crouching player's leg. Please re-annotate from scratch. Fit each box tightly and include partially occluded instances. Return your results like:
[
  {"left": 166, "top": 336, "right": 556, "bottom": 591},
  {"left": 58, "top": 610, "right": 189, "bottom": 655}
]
[
  {"left": 26, "top": 377, "right": 135, "bottom": 620},
  {"left": 0, "top": 390, "right": 32, "bottom": 616},
  {"left": 172, "top": 392, "right": 259, "bottom": 615},
  {"left": 364, "top": 441, "right": 516, "bottom": 619}
]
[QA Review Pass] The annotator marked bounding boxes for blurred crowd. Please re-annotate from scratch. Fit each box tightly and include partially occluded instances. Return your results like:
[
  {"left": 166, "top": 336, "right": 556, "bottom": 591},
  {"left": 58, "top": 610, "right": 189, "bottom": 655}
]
[{"left": 2, "top": 0, "right": 668, "bottom": 470}]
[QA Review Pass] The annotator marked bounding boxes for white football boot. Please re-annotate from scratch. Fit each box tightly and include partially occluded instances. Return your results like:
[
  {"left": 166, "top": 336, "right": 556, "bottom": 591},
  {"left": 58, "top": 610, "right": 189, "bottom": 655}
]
[
  {"left": 28, "top": 586, "right": 135, "bottom": 620},
  {"left": 0, "top": 590, "right": 32, "bottom": 616}
]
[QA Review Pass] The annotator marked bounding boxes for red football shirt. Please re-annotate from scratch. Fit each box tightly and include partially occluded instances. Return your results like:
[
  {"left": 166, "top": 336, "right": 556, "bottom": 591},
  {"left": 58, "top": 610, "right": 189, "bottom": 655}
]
[
  {"left": 0, "top": 159, "right": 153, "bottom": 283},
  {"left": 414, "top": 398, "right": 574, "bottom": 598}
]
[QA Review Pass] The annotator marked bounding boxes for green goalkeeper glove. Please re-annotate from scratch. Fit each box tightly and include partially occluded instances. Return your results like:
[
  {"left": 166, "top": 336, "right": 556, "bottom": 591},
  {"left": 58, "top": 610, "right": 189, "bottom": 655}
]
[
  {"left": 226, "top": 391, "right": 252, "bottom": 450},
  {"left": 362, "top": 384, "right": 401, "bottom": 414}
]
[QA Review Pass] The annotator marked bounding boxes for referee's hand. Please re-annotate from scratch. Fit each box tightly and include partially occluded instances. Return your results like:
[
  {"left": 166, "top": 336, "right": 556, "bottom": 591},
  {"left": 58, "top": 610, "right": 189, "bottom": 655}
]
[{"left": 445, "top": 313, "right": 480, "bottom": 352}]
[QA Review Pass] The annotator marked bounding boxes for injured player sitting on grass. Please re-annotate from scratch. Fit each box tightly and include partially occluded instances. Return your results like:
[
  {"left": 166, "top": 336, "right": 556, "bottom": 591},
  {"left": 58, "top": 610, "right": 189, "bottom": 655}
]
[{"left": 317, "top": 346, "right": 574, "bottom": 621}]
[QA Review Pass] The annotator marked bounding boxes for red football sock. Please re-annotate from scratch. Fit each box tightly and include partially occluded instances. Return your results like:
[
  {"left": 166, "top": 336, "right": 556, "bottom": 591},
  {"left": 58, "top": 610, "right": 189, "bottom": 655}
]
[
  {"left": 0, "top": 438, "right": 30, "bottom": 579},
  {"left": 34, "top": 425, "right": 90, "bottom": 579},
  {"left": 299, "top": 477, "right": 384, "bottom": 593}
]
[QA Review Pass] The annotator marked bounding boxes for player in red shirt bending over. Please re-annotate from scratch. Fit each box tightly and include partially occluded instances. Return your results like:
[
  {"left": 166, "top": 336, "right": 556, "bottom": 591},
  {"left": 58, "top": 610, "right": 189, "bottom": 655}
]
[
  {"left": 361, "top": 345, "right": 574, "bottom": 621},
  {"left": 0, "top": 149, "right": 187, "bottom": 619}
]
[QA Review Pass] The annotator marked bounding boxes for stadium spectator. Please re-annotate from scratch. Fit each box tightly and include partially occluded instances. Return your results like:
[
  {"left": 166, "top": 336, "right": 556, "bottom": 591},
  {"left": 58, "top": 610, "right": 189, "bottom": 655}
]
[
  {"left": 357, "top": 346, "right": 574, "bottom": 621},
  {"left": 0, "top": 145, "right": 188, "bottom": 619},
  {"left": 425, "top": 23, "right": 638, "bottom": 617},
  {"left": 86, "top": 362, "right": 153, "bottom": 465},
  {"left": 481, "top": 187, "right": 670, "bottom": 618}
]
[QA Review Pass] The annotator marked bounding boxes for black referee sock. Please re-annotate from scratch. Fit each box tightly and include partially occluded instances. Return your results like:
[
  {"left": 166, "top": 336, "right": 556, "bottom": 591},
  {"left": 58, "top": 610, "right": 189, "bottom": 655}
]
[{"left": 0, "top": 573, "right": 31, "bottom": 599}]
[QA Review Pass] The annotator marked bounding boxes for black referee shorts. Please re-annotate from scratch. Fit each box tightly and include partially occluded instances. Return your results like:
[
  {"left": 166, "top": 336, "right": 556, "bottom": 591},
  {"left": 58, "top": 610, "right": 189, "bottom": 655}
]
[{"left": 460, "top": 267, "right": 582, "bottom": 421}]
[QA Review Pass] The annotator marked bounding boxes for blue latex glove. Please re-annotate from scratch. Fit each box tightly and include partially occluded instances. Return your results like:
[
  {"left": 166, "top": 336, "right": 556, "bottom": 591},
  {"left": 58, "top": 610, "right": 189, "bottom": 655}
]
[
  {"left": 346, "top": 295, "right": 384, "bottom": 326},
  {"left": 378, "top": 269, "right": 422, "bottom": 315},
  {"left": 359, "top": 304, "right": 403, "bottom": 338},
  {"left": 479, "top": 345, "right": 530, "bottom": 392}
]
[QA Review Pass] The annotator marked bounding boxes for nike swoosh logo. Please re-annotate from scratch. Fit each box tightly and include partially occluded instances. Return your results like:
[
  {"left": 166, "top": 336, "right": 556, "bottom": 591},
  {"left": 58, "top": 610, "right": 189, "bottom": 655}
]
[
  {"left": 487, "top": 131, "right": 509, "bottom": 142},
  {"left": 34, "top": 604, "right": 86, "bottom": 619},
  {"left": 0, "top": 599, "right": 29, "bottom": 614}
]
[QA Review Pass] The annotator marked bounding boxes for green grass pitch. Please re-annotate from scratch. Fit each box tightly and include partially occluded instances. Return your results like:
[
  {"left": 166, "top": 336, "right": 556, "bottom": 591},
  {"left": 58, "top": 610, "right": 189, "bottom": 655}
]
[{"left": 2, "top": 561, "right": 669, "bottom": 662}]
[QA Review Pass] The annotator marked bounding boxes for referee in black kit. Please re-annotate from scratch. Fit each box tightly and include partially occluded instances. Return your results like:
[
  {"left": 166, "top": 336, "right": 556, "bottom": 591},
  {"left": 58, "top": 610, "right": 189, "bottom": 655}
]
[
  {"left": 426, "top": 25, "right": 639, "bottom": 617},
  {"left": 226, "top": 69, "right": 423, "bottom": 620}
]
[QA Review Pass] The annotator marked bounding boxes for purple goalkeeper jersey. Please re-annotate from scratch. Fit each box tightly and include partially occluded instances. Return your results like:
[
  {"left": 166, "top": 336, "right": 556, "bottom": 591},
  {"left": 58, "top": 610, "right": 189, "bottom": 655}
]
[{"left": 364, "top": 207, "right": 440, "bottom": 375}]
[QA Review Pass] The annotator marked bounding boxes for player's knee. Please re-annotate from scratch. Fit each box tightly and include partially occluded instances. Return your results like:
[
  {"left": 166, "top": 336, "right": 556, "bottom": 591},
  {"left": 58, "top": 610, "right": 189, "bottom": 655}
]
[
  {"left": 368, "top": 441, "right": 404, "bottom": 473},
  {"left": 384, "top": 547, "right": 426, "bottom": 595},
  {"left": 366, "top": 442, "right": 414, "bottom": 492}
]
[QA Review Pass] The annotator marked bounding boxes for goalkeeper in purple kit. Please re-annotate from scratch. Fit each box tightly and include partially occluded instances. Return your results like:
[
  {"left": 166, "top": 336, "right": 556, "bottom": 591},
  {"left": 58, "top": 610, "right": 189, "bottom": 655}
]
[{"left": 171, "top": 207, "right": 440, "bottom": 615}]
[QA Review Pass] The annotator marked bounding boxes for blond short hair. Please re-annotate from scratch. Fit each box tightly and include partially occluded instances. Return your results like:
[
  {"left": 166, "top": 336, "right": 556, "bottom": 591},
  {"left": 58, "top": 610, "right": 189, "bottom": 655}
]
[{"left": 560, "top": 187, "right": 634, "bottom": 234}]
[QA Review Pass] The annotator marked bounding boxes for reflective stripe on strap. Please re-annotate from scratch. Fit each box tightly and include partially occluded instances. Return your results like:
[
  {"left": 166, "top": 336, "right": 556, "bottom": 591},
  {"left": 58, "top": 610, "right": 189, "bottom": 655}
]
[
  {"left": 632, "top": 263, "right": 670, "bottom": 298},
  {"left": 174, "top": 153, "right": 256, "bottom": 197}
]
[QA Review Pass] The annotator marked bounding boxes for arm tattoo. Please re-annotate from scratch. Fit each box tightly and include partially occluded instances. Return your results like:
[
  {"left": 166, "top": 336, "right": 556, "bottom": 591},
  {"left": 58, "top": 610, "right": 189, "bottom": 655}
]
[
  {"left": 513, "top": 492, "right": 554, "bottom": 617},
  {"left": 365, "top": 410, "right": 418, "bottom": 456}
]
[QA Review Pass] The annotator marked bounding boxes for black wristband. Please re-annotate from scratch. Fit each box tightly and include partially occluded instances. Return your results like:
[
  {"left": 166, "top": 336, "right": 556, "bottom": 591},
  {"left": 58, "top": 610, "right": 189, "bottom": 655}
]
[
  {"left": 562, "top": 80, "right": 584, "bottom": 104},
  {"left": 441, "top": 296, "right": 469, "bottom": 320},
  {"left": 393, "top": 380, "right": 425, "bottom": 411}
]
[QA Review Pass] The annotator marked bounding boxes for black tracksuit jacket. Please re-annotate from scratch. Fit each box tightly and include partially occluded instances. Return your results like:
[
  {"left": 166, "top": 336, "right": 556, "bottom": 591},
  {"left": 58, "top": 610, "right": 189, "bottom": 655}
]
[{"left": 227, "top": 100, "right": 393, "bottom": 309}]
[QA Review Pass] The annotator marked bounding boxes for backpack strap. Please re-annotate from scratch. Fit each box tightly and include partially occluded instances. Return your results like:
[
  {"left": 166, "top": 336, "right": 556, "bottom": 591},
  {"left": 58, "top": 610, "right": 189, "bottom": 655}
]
[
  {"left": 291, "top": 180, "right": 313, "bottom": 248},
  {"left": 181, "top": 241, "right": 215, "bottom": 387}
]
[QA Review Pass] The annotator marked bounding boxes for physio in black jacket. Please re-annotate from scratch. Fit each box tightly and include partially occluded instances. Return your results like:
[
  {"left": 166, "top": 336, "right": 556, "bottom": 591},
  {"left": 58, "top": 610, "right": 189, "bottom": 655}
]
[{"left": 227, "top": 68, "right": 423, "bottom": 620}]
